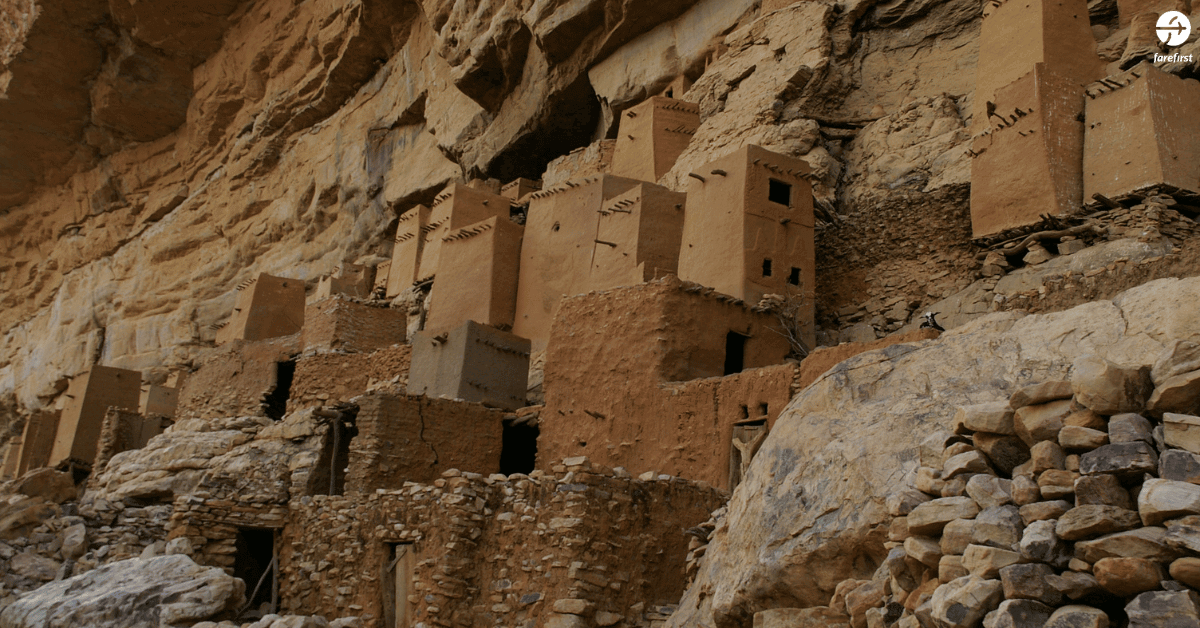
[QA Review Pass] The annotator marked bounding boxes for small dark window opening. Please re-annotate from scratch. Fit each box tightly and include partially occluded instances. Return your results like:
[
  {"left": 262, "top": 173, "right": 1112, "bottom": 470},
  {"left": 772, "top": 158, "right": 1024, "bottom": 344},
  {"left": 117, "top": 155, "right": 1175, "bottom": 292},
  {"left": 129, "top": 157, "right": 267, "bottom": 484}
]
[
  {"left": 724, "top": 332, "right": 748, "bottom": 375},
  {"left": 666, "top": 89, "right": 674, "bottom": 98},
  {"left": 788, "top": 267, "right": 801, "bottom": 286},
  {"left": 740, "top": 405, "right": 749, "bottom": 420},
  {"left": 500, "top": 420, "right": 539, "bottom": 475},
  {"left": 551, "top": 222, "right": 560, "bottom": 232},
  {"left": 762, "top": 259, "right": 773, "bottom": 277},
  {"left": 312, "top": 409, "right": 357, "bottom": 496},
  {"left": 264, "top": 360, "right": 295, "bottom": 421},
  {"left": 758, "top": 402, "right": 769, "bottom": 417},
  {"left": 768, "top": 179, "right": 792, "bottom": 205},
  {"left": 234, "top": 527, "right": 277, "bottom": 615}
]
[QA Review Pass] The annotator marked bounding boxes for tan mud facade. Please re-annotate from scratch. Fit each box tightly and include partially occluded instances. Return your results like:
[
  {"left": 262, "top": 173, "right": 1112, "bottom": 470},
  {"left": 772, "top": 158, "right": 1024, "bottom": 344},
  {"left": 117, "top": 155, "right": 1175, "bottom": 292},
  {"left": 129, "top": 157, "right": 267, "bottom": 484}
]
[
  {"left": 50, "top": 366, "right": 142, "bottom": 468},
  {"left": 539, "top": 278, "right": 795, "bottom": 490},
  {"left": 611, "top": 97, "right": 701, "bottom": 183},
  {"left": 425, "top": 216, "right": 524, "bottom": 334},
  {"left": 216, "top": 273, "right": 306, "bottom": 345}
]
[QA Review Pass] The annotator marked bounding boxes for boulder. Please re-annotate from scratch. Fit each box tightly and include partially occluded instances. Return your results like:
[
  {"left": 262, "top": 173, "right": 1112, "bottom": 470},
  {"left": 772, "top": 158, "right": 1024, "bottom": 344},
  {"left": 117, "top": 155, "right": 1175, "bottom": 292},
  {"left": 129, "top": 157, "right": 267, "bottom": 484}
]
[
  {"left": 1074, "top": 527, "right": 1179, "bottom": 563},
  {"left": 60, "top": 523, "right": 88, "bottom": 560},
  {"left": 944, "top": 451, "right": 992, "bottom": 479},
  {"left": 1125, "top": 590, "right": 1200, "bottom": 628},
  {"left": 1056, "top": 505, "right": 1141, "bottom": 540},
  {"left": 929, "top": 576, "right": 1004, "bottom": 628},
  {"left": 1149, "top": 373, "right": 1200, "bottom": 417},
  {"left": 1079, "top": 442, "right": 1158, "bottom": 479},
  {"left": 1019, "top": 500, "right": 1071, "bottom": 525},
  {"left": 966, "top": 476, "right": 1012, "bottom": 510},
  {"left": 1059, "top": 426, "right": 1109, "bottom": 451},
  {"left": 1094, "top": 557, "right": 1164, "bottom": 597},
  {"left": 1039, "top": 470, "right": 1077, "bottom": 500},
  {"left": 751, "top": 607, "right": 851, "bottom": 628},
  {"left": 940, "top": 519, "right": 976, "bottom": 556},
  {"left": 9, "top": 552, "right": 61, "bottom": 582},
  {"left": 0, "top": 554, "right": 244, "bottom": 627},
  {"left": 1153, "top": 341, "right": 1200, "bottom": 385},
  {"left": 1010, "top": 475, "right": 1040, "bottom": 506},
  {"left": 1018, "top": 520, "right": 1069, "bottom": 567},
  {"left": 1161, "top": 449, "right": 1200, "bottom": 484},
  {"left": 956, "top": 402, "right": 1015, "bottom": 435},
  {"left": 904, "top": 536, "right": 942, "bottom": 569},
  {"left": 1108, "top": 413, "right": 1154, "bottom": 445},
  {"left": 999, "top": 563, "right": 1062, "bottom": 606},
  {"left": 1139, "top": 479, "right": 1200, "bottom": 525},
  {"left": 1075, "top": 474, "right": 1133, "bottom": 508},
  {"left": 1031, "top": 441, "right": 1066, "bottom": 473},
  {"left": 1166, "top": 516, "right": 1200, "bottom": 554},
  {"left": 1046, "top": 572, "right": 1103, "bottom": 600},
  {"left": 970, "top": 506, "right": 1023, "bottom": 550},
  {"left": 982, "top": 599, "right": 1053, "bottom": 628},
  {"left": 1165, "top": 414, "right": 1200, "bottom": 455},
  {"left": 939, "top": 556, "right": 969, "bottom": 583},
  {"left": 9, "top": 468, "right": 76, "bottom": 504},
  {"left": 1014, "top": 400, "right": 1073, "bottom": 447},
  {"left": 1071, "top": 354, "right": 1153, "bottom": 415},
  {"left": 962, "top": 544, "right": 1021, "bottom": 578},
  {"left": 1171, "top": 557, "right": 1200, "bottom": 590},
  {"left": 908, "top": 497, "right": 980, "bottom": 536},
  {"left": 973, "top": 434, "right": 1030, "bottom": 475},
  {"left": 1009, "top": 381, "right": 1074, "bottom": 409},
  {"left": 1044, "top": 605, "right": 1110, "bottom": 628},
  {"left": 670, "top": 278, "right": 1200, "bottom": 627}
]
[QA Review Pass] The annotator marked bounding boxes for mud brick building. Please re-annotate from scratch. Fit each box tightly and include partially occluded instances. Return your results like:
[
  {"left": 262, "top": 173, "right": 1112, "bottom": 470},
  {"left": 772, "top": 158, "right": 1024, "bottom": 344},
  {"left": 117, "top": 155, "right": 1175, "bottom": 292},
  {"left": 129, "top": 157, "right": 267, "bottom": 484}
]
[
  {"left": 385, "top": 204, "right": 431, "bottom": 299},
  {"left": 677, "top": 144, "right": 816, "bottom": 345},
  {"left": 344, "top": 393, "right": 504, "bottom": 491},
  {"left": 971, "top": 0, "right": 1102, "bottom": 133},
  {"left": 416, "top": 184, "right": 512, "bottom": 286},
  {"left": 49, "top": 366, "right": 142, "bottom": 469},
  {"left": 216, "top": 273, "right": 306, "bottom": 345},
  {"left": 277, "top": 461, "right": 726, "bottom": 627},
  {"left": 9, "top": 409, "right": 61, "bottom": 478},
  {"left": 538, "top": 277, "right": 796, "bottom": 490},
  {"left": 176, "top": 335, "right": 300, "bottom": 421},
  {"left": 314, "top": 264, "right": 376, "bottom": 301},
  {"left": 287, "top": 344, "right": 411, "bottom": 412},
  {"left": 424, "top": 216, "right": 524, "bottom": 334},
  {"left": 408, "top": 321, "right": 530, "bottom": 411},
  {"left": 969, "top": 64, "right": 1087, "bottom": 237},
  {"left": 514, "top": 175, "right": 686, "bottom": 349},
  {"left": 611, "top": 97, "right": 701, "bottom": 183},
  {"left": 302, "top": 296, "right": 407, "bottom": 355},
  {"left": 1084, "top": 62, "right": 1200, "bottom": 201}
]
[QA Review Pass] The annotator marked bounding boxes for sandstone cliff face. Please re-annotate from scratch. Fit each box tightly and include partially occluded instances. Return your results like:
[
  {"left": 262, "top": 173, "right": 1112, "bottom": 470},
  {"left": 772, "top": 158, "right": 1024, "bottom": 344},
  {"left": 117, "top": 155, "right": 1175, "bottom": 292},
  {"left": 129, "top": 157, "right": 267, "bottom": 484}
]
[
  {"left": 668, "top": 276, "right": 1200, "bottom": 627},
  {"left": 0, "top": 0, "right": 986, "bottom": 414}
]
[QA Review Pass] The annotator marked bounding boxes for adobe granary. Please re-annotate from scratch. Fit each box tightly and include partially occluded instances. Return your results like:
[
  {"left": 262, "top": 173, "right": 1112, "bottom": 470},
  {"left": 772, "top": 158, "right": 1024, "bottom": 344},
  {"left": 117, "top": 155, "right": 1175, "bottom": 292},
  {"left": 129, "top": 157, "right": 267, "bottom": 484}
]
[
  {"left": 538, "top": 277, "right": 796, "bottom": 490},
  {"left": 408, "top": 320, "right": 530, "bottom": 411},
  {"left": 386, "top": 183, "right": 512, "bottom": 299},
  {"left": 313, "top": 264, "right": 376, "bottom": 301},
  {"left": 971, "top": 0, "right": 1102, "bottom": 134},
  {"left": 423, "top": 215, "right": 523, "bottom": 334},
  {"left": 513, "top": 175, "right": 685, "bottom": 349},
  {"left": 48, "top": 365, "right": 142, "bottom": 472},
  {"left": 1084, "top": 62, "right": 1200, "bottom": 201},
  {"left": 216, "top": 273, "right": 306, "bottom": 345},
  {"left": 677, "top": 144, "right": 816, "bottom": 347},
  {"left": 969, "top": 64, "right": 1087, "bottom": 237},
  {"left": 611, "top": 97, "right": 701, "bottom": 183}
]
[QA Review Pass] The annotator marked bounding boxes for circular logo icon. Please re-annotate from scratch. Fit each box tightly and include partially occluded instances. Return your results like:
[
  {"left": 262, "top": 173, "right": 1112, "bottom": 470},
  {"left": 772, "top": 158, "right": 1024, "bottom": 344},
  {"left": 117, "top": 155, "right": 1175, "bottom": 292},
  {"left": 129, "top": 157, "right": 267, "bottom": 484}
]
[{"left": 1157, "top": 11, "right": 1192, "bottom": 46}]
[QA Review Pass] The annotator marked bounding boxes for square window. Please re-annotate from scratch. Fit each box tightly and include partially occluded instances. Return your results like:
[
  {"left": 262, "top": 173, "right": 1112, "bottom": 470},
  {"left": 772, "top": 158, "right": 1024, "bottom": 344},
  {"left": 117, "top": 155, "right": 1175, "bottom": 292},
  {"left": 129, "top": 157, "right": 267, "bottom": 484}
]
[{"left": 768, "top": 179, "right": 791, "bottom": 205}]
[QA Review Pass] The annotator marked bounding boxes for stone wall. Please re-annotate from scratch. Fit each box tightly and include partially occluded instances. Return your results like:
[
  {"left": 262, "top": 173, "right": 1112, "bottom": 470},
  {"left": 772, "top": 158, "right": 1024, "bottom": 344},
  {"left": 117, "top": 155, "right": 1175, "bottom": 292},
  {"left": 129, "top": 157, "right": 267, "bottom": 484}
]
[
  {"left": 176, "top": 335, "right": 299, "bottom": 421},
  {"left": 301, "top": 296, "right": 407, "bottom": 355},
  {"left": 345, "top": 394, "right": 504, "bottom": 492},
  {"left": 279, "top": 460, "right": 726, "bottom": 627},
  {"left": 287, "top": 344, "right": 411, "bottom": 413},
  {"left": 92, "top": 407, "right": 168, "bottom": 476}
]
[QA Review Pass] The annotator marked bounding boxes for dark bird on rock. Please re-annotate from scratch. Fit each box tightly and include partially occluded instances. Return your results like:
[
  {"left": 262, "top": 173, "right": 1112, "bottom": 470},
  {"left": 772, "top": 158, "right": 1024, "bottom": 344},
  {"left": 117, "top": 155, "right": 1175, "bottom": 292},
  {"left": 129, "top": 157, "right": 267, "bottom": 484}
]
[{"left": 920, "top": 312, "right": 945, "bottom": 332}]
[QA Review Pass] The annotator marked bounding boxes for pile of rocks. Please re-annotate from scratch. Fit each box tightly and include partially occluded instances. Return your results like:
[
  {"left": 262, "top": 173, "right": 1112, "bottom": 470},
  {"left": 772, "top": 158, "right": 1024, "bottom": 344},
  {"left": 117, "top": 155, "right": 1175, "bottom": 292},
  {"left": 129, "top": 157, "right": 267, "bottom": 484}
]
[{"left": 768, "top": 340, "right": 1200, "bottom": 627}]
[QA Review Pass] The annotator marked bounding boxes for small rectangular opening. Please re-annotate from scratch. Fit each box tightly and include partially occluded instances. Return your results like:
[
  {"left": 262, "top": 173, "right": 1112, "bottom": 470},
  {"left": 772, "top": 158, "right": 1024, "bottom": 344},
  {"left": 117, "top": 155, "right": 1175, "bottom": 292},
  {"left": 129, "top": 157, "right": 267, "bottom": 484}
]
[
  {"left": 724, "top": 332, "right": 748, "bottom": 375},
  {"left": 740, "top": 405, "right": 749, "bottom": 420},
  {"left": 264, "top": 360, "right": 295, "bottom": 421},
  {"left": 500, "top": 420, "right": 538, "bottom": 475},
  {"left": 768, "top": 179, "right": 791, "bottom": 206},
  {"left": 762, "top": 259, "right": 772, "bottom": 277},
  {"left": 758, "top": 403, "right": 769, "bottom": 417},
  {"left": 234, "top": 527, "right": 277, "bottom": 617},
  {"left": 788, "top": 267, "right": 801, "bottom": 286}
]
